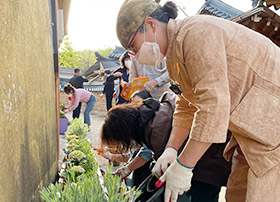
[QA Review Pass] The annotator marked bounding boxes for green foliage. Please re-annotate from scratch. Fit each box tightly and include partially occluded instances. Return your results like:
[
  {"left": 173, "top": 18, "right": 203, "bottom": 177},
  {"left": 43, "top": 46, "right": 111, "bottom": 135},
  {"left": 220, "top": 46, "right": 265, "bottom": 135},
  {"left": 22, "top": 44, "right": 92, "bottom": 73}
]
[
  {"left": 59, "top": 37, "right": 81, "bottom": 68},
  {"left": 41, "top": 111, "right": 140, "bottom": 202},
  {"left": 66, "top": 134, "right": 78, "bottom": 142},
  {"left": 74, "top": 138, "right": 92, "bottom": 155},
  {"left": 60, "top": 110, "right": 66, "bottom": 118},
  {"left": 60, "top": 164, "right": 86, "bottom": 182},
  {"left": 96, "top": 47, "right": 114, "bottom": 59},
  {"left": 41, "top": 166, "right": 140, "bottom": 202},
  {"left": 65, "top": 118, "right": 88, "bottom": 139},
  {"left": 77, "top": 49, "right": 96, "bottom": 73},
  {"left": 69, "top": 150, "right": 86, "bottom": 161},
  {"left": 103, "top": 164, "right": 142, "bottom": 202},
  {"left": 59, "top": 36, "right": 115, "bottom": 74},
  {"left": 60, "top": 104, "right": 66, "bottom": 109}
]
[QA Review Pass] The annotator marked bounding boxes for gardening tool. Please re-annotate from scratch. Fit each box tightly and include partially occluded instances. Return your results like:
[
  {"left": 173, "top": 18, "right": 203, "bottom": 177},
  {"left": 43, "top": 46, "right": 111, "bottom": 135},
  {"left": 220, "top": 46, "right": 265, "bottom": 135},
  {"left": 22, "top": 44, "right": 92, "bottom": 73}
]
[{"left": 134, "top": 174, "right": 190, "bottom": 202}]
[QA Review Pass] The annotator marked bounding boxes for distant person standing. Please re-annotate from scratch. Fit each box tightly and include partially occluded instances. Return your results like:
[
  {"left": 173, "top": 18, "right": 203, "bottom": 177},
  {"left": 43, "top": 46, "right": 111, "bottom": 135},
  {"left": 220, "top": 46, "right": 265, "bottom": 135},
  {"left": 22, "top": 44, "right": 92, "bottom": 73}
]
[
  {"left": 69, "top": 68, "right": 88, "bottom": 119},
  {"left": 107, "top": 51, "right": 131, "bottom": 105},
  {"left": 101, "top": 70, "right": 115, "bottom": 111}
]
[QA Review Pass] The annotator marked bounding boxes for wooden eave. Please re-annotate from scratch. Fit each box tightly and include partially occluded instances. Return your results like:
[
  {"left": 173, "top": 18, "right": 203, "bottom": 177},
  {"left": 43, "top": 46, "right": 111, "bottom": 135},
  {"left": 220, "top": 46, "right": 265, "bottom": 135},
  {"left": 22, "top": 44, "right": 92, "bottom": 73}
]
[{"left": 231, "top": 6, "right": 280, "bottom": 47}]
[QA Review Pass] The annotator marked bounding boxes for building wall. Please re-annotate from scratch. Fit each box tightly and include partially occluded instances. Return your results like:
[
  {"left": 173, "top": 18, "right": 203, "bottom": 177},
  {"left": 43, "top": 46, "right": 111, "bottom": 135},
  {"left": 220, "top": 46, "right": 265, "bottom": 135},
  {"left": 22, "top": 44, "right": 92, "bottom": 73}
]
[{"left": 0, "top": 1, "right": 57, "bottom": 202}]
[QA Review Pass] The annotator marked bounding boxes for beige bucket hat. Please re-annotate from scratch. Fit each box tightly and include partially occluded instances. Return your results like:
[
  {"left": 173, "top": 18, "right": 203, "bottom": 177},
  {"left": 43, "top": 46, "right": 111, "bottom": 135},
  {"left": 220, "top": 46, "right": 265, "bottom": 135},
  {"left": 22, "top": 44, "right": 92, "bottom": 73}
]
[{"left": 116, "top": 0, "right": 159, "bottom": 49}]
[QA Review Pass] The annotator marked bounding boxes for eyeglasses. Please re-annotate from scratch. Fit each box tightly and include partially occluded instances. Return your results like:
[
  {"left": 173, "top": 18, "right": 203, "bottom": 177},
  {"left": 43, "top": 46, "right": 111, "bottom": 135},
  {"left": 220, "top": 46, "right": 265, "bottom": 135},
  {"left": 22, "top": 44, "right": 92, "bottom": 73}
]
[{"left": 127, "top": 26, "right": 141, "bottom": 55}]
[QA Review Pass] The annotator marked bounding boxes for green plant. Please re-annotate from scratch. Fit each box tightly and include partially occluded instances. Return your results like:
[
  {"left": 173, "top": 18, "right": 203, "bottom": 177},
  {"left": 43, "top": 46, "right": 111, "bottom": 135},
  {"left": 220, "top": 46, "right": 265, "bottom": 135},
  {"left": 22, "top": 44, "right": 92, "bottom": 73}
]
[
  {"left": 41, "top": 166, "right": 141, "bottom": 202},
  {"left": 60, "top": 165, "right": 86, "bottom": 182},
  {"left": 60, "top": 110, "right": 66, "bottom": 118},
  {"left": 66, "top": 135, "right": 78, "bottom": 142},
  {"left": 41, "top": 113, "right": 141, "bottom": 202},
  {"left": 60, "top": 104, "right": 66, "bottom": 109},
  {"left": 65, "top": 118, "right": 88, "bottom": 139},
  {"left": 69, "top": 150, "right": 86, "bottom": 162},
  {"left": 65, "top": 143, "right": 78, "bottom": 152},
  {"left": 59, "top": 37, "right": 81, "bottom": 69}
]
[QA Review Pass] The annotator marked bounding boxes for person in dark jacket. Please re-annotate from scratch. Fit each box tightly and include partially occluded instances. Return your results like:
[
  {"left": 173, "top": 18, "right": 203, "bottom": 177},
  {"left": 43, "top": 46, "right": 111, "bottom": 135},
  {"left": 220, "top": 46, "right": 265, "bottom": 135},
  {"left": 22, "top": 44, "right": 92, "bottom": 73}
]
[
  {"left": 106, "top": 51, "right": 131, "bottom": 105},
  {"left": 99, "top": 90, "right": 232, "bottom": 202},
  {"left": 69, "top": 68, "right": 89, "bottom": 119},
  {"left": 101, "top": 70, "right": 115, "bottom": 111}
]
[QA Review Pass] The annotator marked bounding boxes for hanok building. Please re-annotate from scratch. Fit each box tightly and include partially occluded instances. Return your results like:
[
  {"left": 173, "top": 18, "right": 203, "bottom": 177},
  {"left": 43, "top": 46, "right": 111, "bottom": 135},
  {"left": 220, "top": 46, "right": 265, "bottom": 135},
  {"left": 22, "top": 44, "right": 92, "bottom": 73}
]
[
  {"left": 198, "top": 0, "right": 243, "bottom": 19},
  {"left": 231, "top": 0, "right": 280, "bottom": 47},
  {"left": 59, "top": 67, "right": 76, "bottom": 91},
  {"left": 84, "top": 46, "right": 126, "bottom": 92},
  {"left": 198, "top": 0, "right": 280, "bottom": 47}
]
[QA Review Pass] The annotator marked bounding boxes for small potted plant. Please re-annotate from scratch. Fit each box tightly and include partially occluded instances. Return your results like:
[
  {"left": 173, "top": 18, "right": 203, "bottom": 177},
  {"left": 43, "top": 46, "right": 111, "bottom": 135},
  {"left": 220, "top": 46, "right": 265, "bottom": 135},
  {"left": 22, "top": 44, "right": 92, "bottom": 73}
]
[{"left": 59, "top": 104, "right": 68, "bottom": 134}]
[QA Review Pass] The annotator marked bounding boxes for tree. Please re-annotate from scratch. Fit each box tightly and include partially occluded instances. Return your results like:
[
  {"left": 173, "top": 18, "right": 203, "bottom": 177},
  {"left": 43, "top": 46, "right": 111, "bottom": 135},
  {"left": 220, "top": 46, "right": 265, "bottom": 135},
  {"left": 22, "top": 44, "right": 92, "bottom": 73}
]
[
  {"left": 77, "top": 50, "right": 96, "bottom": 73},
  {"left": 59, "top": 37, "right": 81, "bottom": 68},
  {"left": 78, "top": 47, "right": 114, "bottom": 75},
  {"left": 97, "top": 47, "right": 114, "bottom": 58}
]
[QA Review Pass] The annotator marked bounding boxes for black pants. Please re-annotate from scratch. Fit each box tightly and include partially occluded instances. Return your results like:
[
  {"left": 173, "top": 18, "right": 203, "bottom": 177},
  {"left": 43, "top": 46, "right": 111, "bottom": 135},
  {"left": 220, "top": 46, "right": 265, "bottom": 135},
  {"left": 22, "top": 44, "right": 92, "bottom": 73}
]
[
  {"left": 106, "top": 95, "right": 113, "bottom": 111},
  {"left": 72, "top": 102, "right": 82, "bottom": 119},
  {"left": 187, "top": 180, "right": 221, "bottom": 202}
]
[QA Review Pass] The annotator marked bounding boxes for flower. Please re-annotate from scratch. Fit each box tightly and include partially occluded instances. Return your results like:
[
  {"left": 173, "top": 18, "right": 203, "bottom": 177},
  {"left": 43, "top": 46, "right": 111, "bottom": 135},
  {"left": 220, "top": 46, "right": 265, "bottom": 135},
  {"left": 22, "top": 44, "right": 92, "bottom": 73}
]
[
  {"left": 69, "top": 150, "right": 86, "bottom": 161},
  {"left": 66, "top": 143, "right": 78, "bottom": 151},
  {"left": 68, "top": 139, "right": 79, "bottom": 145},
  {"left": 70, "top": 166, "right": 85, "bottom": 173},
  {"left": 66, "top": 135, "right": 78, "bottom": 142}
]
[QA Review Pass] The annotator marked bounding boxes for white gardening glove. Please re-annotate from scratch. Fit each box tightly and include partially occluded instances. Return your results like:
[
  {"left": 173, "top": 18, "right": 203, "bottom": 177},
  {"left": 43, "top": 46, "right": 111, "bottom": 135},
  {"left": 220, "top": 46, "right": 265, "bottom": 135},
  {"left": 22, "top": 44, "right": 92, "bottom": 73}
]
[
  {"left": 113, "top": 165, "right": 131, "bottom": 180},
  {"left": 158, "top": 158, "right": 193, "bottom": 202},
  {"left": 151, "top": 147, "right": 177, "bottom": 178}
]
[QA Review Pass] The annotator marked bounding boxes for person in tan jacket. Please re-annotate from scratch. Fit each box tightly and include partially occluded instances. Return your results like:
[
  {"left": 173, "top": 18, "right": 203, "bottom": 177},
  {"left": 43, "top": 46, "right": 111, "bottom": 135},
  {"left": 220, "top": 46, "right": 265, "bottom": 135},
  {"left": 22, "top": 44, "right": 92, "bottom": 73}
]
[{"left": 116, "top": 0, "right": 280, "bottom": 202}]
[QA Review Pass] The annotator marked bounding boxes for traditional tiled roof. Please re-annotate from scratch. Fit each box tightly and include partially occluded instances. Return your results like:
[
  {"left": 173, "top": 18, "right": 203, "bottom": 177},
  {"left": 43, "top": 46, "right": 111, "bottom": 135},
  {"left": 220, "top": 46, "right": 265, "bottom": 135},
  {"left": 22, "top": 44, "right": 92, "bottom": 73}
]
[
  {"left": 84, "top": 52, "right": 120, "bottom": 77},
  {"left": 266, "top": 0, "right": 280, "bottom": 10},
  {"left": 59, "top": 66, "right": 75, "bottom": 75},
  {"left": 231, "top": 6, "right": 280, "bottom": 46},
  {"left": 198, "top": 0, "right": 243, "bottom": 19},
  {"left": 253, "top": 0, "right": 280, "bottom": 10},
  {"left": 108, "top": 46, "right": 126, "bottom": 59}
]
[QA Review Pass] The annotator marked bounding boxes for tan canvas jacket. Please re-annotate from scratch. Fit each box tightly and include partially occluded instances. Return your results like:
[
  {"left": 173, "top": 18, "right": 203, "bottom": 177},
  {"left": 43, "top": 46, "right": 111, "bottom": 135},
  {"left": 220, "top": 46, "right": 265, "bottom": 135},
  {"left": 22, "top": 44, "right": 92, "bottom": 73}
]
[{"left": 166, "top": 15, "right": 280, "bottom": 177}]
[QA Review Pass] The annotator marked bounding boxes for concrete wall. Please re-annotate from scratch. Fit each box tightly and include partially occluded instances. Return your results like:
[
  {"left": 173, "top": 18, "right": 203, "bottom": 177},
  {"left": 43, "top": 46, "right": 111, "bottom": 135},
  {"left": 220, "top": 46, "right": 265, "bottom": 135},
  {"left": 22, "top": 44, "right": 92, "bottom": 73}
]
[{"left": 0, "top": 1, "right": 58, "bottom": 202}]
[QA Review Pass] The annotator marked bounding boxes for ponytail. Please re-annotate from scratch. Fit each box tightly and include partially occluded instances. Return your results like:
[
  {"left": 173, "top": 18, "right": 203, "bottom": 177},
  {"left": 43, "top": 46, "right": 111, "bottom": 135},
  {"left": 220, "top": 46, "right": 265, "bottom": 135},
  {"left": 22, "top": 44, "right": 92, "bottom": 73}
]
[
  {"left": 63, "top": 83, "right": 75, "bottom": 94},
  {"left": 137, "top": 1, "right": 178, "bottom": 33},
  {"left": 161, "top": 1, "right": 178, "bottom": 20}
]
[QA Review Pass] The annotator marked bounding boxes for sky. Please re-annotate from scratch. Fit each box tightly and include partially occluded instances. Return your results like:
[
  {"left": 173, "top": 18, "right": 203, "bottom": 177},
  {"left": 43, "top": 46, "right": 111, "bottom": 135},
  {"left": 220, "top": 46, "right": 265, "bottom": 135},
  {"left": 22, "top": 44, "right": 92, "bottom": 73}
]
[{"left": 67, "top": 0, "right": 254, "bottom": 51}]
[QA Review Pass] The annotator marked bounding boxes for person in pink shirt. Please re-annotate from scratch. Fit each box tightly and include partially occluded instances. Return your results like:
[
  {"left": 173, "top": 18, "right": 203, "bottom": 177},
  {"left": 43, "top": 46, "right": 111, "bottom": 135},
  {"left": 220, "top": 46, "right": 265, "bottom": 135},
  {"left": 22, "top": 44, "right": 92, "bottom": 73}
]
[{"left": 64, "top": 83, "right": 97, "bottom": 129}]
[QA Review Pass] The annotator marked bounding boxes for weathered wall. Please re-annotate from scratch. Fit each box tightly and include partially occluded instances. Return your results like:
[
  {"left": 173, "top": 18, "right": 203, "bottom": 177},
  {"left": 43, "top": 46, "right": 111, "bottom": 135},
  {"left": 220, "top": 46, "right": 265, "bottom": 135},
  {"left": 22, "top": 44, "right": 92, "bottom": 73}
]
[{"left": 0, "top": 1, "right": 58, "bottom": 202}]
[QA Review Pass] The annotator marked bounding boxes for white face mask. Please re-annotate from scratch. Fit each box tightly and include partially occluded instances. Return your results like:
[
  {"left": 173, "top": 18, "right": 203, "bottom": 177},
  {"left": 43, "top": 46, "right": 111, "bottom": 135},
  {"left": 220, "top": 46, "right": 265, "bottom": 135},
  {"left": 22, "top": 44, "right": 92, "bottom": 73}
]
[
  {"left": 125, "top": 60, "right": 132, "bottom": 69},
  {"left": 134, "top": 26, "right": 165, "bottom": 68},
  {"left": 68, "top": 94, "right": 72, "bottom": 98}
]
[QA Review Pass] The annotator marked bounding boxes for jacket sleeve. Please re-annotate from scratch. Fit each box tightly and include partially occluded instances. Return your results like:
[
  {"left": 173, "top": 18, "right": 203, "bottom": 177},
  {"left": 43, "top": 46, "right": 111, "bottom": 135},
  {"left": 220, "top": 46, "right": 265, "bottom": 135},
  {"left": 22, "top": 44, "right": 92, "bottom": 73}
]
[
  {"left": 154, "top": 59, "right": 170, "bottom": 86},
  {"left": 106, "top": 69, "right": 120, "bottom": 82},
  {"left": 68, "top": 93, "right": 80, "bottom": 111},
  {"left": 154, "top": 71, "right": 169, "bottom": 87},
  {"left": 102, "top": 82, "right": 106, "bottom": 94},
  {"left": 82, "top": 77, "right": 88, "bottom": 82},
  {"left": 175, "top": 23, "right": 231, "bottom": 143}
]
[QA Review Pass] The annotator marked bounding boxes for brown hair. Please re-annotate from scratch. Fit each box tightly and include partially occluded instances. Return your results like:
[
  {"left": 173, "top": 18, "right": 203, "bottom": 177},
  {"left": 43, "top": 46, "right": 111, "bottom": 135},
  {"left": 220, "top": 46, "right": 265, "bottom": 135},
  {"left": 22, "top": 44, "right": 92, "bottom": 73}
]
[
  {"left": 63, "top": 83, "right": 75, "bottom": 94},
  {"left": 100, "top": 102, "right": 143, "bottom": 153}
]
